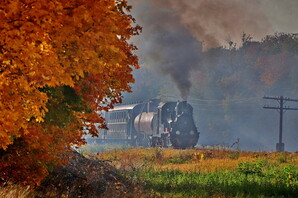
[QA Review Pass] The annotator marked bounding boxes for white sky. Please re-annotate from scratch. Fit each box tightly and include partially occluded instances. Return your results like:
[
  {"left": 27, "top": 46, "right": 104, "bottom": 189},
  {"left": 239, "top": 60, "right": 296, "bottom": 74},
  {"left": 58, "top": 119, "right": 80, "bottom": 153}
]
[{"left": 261, "top": 0, "right": 298, "bottom": 34}]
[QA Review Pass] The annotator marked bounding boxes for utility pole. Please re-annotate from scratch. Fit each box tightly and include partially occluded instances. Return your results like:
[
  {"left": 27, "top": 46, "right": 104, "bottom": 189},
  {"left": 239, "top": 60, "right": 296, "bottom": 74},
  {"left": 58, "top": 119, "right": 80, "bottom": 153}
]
[{"left": 263, "top": 96, "right": 298, "bottom": 152}]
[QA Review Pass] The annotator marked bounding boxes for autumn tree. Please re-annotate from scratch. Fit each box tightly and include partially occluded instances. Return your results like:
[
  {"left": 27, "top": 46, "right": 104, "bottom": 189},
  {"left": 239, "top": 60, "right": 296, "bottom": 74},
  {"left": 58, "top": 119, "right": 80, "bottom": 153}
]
[
  {"left": 255, "top": 33, "right": 298, "bottom": 86},
  {"left": 0, "top": 0, "right": 140, "bottom": 185}
]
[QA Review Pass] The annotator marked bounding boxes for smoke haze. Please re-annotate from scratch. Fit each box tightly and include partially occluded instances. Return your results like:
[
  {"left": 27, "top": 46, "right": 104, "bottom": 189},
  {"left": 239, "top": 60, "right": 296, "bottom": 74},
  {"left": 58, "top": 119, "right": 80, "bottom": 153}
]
[
  {"left": 261, "top": 0, "right": 298, "bottom": 34},
  {"left": 167, "top": 0, "right": 273, "bottom": 49},
  {"left": 130, "top": 1, "right": 202, "bottom": 99},
  {"left": 125, "top": 0, "right": 298, "bottom": 151},
  {"left": 130, "top": 0, "right": 273, "bottom": 98}
]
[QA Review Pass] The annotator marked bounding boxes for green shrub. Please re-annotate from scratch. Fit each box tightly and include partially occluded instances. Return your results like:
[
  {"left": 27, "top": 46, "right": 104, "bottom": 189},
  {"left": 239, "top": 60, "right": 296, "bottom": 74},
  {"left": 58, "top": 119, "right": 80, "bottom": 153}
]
[{"left": 238, "top": 160, "right": 265, "bottom": 176}]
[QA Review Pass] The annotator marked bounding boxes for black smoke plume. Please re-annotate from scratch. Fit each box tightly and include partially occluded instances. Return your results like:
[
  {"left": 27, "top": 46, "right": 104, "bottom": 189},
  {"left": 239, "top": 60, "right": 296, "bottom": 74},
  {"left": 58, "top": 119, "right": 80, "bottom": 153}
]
[{"left": 130, "top": 0, "right": 272, "bottom": 99}]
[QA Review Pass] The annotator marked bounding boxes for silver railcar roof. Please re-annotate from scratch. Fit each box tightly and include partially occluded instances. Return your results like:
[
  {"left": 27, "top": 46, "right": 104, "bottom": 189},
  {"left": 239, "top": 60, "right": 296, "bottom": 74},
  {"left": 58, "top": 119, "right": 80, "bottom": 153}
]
[{"left": 109, "top": 103, "right": 141, "bottom": 112}]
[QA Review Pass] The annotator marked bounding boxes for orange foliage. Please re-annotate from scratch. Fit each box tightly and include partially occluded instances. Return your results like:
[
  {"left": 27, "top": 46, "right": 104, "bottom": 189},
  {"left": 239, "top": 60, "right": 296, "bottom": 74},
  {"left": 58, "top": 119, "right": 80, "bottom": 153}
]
[
  {"left": 0, "top": 0, "right": 140, "bottom": 185},
  {"left": 257, "top": 53, "right": 291, "bottom": 85}
]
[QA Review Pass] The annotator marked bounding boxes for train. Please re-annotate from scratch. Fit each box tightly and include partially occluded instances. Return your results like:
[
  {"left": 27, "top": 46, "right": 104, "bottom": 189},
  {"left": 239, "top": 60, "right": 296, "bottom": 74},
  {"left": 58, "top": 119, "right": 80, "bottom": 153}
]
[{"left": 89, "top": 99, "right": 199, "bottom": 148}]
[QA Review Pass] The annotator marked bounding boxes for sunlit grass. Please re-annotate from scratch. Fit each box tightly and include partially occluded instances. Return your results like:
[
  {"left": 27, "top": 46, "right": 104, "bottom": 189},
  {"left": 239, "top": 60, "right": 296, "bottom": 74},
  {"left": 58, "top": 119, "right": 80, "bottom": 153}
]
[
  {"left": 0, "top": 185, "right": 33, "bottom": 198},
  {"left": 98, "top": 147, "right": 298, "bottom": 172},
  {"left": 3, "top": 147, "right": 297, "bottom": 197},
  {"left": 96, "top": 147, "right": 298, "bottom": 197}
]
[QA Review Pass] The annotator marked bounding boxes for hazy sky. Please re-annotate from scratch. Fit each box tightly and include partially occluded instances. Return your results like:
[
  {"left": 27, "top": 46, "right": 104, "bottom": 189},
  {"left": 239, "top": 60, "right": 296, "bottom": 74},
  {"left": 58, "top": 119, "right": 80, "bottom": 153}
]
[
  {"left": 130, "top": 0, "right": 298, "bottom": 49},
  {"left": 261, "top": 0, "right": 298, "bottom": 34}
]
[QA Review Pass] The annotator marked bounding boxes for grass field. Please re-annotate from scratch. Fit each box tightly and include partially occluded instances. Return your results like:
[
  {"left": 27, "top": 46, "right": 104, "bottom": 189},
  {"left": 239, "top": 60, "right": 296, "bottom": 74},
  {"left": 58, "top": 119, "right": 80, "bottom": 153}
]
[
  {"left": 1, "top": 147, "right": 298, "bottom": 197},
  {"left": 96, "top": 147, "right": 298, "bottom": 197}
]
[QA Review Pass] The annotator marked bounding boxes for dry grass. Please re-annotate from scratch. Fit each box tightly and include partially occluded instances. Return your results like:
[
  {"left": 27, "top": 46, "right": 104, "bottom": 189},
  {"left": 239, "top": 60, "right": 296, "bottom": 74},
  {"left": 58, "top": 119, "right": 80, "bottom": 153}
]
[
  {"left": 2, "top": 148, "right": 297, "bottom": 197},
  {"left": 98, "top": 148, "right": 298, "bottom": 173},
  {"left": 157, "top": 157, "right": 251, "bottom": 172},
  {"left": 98, "top": 148, "right": 298, "bottom": 197},
  {"left": 0, "top": 185, "right": 34, "bottom": 198}
]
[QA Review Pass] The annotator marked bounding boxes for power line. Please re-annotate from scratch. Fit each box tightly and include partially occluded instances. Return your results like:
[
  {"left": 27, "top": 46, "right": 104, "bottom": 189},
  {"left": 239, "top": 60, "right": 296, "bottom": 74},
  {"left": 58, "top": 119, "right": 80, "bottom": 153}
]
[
  {"left": 160, "top": 94, "right": 262, "bottom": 102},
  {"left": 263, "top": 95, "right": 298, "bottom": 152},
  {"left": 189, "top": 96, "right": 261, "bottom": 103},
  {"left": 191, "top": 102, "right": 260, "bottom": 107}
]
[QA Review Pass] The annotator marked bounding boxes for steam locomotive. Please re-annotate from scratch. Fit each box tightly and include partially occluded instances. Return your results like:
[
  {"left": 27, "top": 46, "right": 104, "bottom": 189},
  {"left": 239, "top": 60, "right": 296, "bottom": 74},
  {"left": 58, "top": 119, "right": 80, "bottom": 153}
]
[{"left": 90, "top": 99, "right": 199, "bottom": 148}]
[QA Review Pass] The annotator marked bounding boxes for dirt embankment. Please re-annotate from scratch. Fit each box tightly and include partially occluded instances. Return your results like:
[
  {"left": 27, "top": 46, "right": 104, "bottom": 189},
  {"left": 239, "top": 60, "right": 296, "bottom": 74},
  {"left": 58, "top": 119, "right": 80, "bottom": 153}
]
[{"left": 35, "top": 151, "right": 141, "bottom": 198}]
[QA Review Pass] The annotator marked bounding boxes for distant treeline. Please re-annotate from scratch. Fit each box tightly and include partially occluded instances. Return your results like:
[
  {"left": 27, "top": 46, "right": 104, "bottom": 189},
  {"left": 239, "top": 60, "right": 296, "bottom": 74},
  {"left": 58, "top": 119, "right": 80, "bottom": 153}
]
[{"left": 124, "top": 33, "right": 298, "bottom": 151}]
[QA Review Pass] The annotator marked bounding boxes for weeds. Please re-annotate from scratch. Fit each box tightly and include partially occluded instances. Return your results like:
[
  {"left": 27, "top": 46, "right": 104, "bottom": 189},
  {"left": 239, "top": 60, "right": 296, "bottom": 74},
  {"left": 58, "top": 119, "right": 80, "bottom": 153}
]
[
  {"left": 6, "top": 148, "right": 296, "bottom": 197},
  {"left": 283, "top": 165, "right": 298, "bottom": 187},
  {"left": 237, "top": 159, "right": 265, "bottom": 176},
  {"left": 130, "top": 169, "right": 298, "bottom": 197},
  {"left": 277, "top": 152, "right": 292, "bottom": 163},
  {"left": 165, "top": 152, "right": 193, "bottom": 164},
  {"left": 152, "top": 147, "right": 164, "bottom": 164},
  {"left": 229, "top": 151, "right": 240, "bottom": 160},
  {"left": 99, "top": 148, "right": 298, "bottom": 197}
]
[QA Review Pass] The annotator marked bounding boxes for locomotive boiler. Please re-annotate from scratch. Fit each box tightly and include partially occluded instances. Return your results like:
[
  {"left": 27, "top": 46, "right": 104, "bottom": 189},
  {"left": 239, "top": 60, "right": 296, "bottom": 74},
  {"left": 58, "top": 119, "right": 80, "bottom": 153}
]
[{"left": 92, "top": 99, "right": 199, "bottom": 148}]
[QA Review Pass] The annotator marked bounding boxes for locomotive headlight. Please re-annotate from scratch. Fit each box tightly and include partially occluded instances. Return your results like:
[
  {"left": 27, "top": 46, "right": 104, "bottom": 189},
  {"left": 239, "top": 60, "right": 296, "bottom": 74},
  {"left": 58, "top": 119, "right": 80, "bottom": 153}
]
[
  {"left": 189, "top": 130, "right": 195, "bottom": 135},
  {"left": 176, "top": 131, "right": 181, "bottom": 135}
]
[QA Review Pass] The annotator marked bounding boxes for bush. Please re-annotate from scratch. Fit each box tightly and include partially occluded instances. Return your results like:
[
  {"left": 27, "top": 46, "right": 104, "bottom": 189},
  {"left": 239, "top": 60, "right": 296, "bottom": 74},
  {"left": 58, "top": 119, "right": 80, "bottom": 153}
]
[
  {"left": 238, "top": 160, "right": 265, "bottom": 176},
  {"left": 229, "top": 151, "right": 240, "bottom": 160},
  {"left": 277, "top": 152, "right": 291, "bottom": 163}
]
